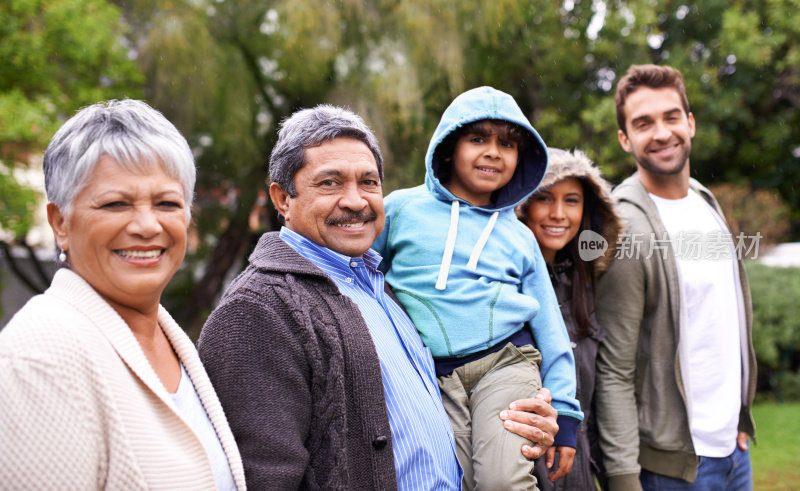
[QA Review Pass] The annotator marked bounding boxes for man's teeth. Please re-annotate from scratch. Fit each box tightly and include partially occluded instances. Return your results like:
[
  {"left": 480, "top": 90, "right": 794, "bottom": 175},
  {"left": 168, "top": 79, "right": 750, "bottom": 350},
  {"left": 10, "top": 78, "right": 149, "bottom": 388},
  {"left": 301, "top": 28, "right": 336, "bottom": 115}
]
[
  {"left": 338, "top": 222, "right": 365, "bottom": 228},
  {"left": 117, "top": 249, "right": 162, "bottom": 259}
]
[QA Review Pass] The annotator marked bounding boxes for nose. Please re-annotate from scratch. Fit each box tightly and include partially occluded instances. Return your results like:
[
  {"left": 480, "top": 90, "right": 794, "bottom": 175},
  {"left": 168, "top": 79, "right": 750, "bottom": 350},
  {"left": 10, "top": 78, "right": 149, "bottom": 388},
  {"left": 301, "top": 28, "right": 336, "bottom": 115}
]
[
  {"left": 653, "top": 119, "right": 671, "bottom": 141},
  {"left": 485, "top": 138, "right": 501, "bottom": 159},
  {"left": 128, "top": 206, "right": 162, "bottom": 237},
  {"left": 549, "top": 200, "right": 566, "bottom": 220},
  {"left": 338, "top": 182, "right": 368, "bottom": 211}
]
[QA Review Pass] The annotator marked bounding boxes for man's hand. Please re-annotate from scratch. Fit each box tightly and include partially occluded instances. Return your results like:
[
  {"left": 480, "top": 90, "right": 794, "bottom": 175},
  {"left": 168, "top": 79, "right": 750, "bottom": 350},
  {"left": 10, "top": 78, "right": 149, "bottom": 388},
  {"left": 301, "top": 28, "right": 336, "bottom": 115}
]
[
  {"left": 499, "top": 388, "right": 559, "bottom": 459},
  {"left": 737, "top": 431, "right": 749, "bottom": 451},
  {"left": 544, "top": 446, "right": 576, "bottom": 481}
]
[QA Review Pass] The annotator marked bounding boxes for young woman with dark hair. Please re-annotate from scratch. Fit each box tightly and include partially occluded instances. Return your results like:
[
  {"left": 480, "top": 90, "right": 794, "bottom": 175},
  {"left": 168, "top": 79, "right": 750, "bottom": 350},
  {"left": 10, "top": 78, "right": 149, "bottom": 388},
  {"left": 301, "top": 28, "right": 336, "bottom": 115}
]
[{"left": 518, "top": 148, "right": 623, "bottom": 490}]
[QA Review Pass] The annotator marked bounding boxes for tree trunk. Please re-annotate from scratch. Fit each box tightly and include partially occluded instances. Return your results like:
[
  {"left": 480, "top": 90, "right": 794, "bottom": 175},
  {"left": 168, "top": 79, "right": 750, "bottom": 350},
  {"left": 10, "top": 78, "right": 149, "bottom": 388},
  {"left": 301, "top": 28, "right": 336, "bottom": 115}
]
[{"left": 179, "top": 170, "right": 264, "bottom": 338}]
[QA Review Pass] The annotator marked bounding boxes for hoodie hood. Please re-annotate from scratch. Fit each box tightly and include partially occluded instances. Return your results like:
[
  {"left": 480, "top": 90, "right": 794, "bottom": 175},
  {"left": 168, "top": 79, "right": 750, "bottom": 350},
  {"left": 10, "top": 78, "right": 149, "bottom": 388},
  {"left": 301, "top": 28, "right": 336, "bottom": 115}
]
[
  {"left": 425, "top": 86, "right": 548, "bottom": 211},
  {"left": 517, "top": 148, "right": 624, "bottom": 272}
]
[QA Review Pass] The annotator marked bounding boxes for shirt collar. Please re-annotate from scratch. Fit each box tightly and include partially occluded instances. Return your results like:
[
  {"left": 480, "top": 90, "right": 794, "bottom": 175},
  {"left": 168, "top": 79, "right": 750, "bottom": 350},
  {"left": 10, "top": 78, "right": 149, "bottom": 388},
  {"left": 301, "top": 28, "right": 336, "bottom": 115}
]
[{"left": 279, "top": 226, "right": 383, "bottom": 272}]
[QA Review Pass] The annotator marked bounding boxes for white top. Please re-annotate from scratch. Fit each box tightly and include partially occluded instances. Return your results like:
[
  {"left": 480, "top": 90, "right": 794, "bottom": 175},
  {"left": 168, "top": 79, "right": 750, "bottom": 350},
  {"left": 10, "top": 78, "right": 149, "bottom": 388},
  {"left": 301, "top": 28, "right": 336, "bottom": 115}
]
[
  {"left": 172, "top": 363, "right": 237, "bottom": 490},
  {"left": 650, "top": 190, "right": 741, "bottom": 457}
]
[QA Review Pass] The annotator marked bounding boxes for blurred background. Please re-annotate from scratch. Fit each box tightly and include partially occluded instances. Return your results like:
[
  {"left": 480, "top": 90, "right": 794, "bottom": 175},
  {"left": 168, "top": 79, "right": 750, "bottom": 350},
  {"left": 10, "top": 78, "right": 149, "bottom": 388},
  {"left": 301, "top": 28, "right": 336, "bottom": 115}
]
[{"left": 1, "top": 1, "right": 799, "bottom": 486}]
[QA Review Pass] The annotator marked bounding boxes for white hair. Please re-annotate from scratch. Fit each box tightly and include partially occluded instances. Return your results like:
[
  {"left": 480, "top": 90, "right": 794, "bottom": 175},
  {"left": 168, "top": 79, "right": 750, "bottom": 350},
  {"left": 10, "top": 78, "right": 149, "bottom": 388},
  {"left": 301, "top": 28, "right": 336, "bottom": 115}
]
[{"left": 43, "top": 99, "right": 196, "bottom": 220}]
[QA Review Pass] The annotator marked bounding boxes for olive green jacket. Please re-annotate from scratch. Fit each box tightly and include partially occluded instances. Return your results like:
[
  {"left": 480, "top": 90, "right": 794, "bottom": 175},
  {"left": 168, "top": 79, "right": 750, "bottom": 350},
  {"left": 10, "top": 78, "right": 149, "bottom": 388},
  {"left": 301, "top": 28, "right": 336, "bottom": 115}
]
[{"left": 595, "top": 174, "right": 757, "bottom": 491}]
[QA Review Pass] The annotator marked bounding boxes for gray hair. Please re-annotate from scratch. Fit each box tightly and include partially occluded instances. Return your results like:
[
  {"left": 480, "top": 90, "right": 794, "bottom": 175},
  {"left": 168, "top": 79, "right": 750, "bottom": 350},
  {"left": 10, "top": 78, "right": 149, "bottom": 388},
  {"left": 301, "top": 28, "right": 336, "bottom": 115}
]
[
  {"left": 43, "top": 99, "right": 196, "bottom": 220},
  {"left": 269, "top": 104, "right": 383, "bottom": 197}
]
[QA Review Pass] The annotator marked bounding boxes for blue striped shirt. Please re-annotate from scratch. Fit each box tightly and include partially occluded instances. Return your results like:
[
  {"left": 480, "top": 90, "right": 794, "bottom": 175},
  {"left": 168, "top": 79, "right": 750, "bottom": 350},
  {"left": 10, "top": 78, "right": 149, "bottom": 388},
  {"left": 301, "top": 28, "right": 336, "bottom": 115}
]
[{"left": 280, "top": 227, "right": 461, "bottom": 490}]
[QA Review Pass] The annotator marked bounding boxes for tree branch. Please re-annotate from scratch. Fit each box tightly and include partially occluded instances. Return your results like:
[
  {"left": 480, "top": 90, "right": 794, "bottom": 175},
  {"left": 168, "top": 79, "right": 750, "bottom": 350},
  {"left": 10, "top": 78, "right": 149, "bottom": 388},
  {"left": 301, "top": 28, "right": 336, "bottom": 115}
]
[{"left": 0, "top": 241, "right": 46, "bottom": 294}]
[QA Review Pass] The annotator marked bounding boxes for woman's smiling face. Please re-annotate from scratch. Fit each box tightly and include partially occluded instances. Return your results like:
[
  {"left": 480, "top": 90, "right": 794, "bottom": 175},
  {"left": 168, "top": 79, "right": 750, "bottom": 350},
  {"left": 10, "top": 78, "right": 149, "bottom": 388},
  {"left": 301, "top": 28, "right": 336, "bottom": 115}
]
[
  {"left": 49, "top": 155, "right": 188, "bottom": 312},
  {"left": 524, "top": 177, "right": 584, "bottom": 264}
]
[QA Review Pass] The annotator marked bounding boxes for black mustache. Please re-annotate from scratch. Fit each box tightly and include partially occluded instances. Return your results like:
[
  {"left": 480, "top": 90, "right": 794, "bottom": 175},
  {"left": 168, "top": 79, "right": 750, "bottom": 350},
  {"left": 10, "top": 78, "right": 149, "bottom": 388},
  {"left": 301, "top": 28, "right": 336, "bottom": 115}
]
[{"left": 326, "top": 211, "right": 377, "bottom": 226}]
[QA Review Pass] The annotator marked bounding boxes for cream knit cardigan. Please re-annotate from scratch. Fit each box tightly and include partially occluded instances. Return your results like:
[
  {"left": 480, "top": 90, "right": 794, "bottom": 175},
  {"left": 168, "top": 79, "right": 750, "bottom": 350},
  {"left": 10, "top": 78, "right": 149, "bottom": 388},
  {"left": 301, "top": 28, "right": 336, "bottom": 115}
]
[{"left": 0, "top": 269, "right": 246, "bottom": 490}]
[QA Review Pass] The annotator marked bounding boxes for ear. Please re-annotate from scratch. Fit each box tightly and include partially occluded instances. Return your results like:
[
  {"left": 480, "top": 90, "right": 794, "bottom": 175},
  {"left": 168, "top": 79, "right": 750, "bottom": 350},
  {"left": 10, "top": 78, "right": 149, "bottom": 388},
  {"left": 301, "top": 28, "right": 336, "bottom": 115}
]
[
  {"left": 618, "top": 129, "right": 632, "bottom": 153},
  {"left": 268, "top": 182, "right": 291, "bottom": 223},
  {"left": 687, "top": 112, "right": 696, "bottom": 138},
  {"left": 46, "top": 203, "right": 69, "bottom": 251}
]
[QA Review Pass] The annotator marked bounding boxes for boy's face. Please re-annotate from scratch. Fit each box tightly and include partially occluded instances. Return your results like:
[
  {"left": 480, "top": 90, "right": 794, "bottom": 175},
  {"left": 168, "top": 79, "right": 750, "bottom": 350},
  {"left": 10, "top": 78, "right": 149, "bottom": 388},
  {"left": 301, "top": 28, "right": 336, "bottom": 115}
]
[{"left": 444, "top": 122, "right": 519, "bottom": 207}]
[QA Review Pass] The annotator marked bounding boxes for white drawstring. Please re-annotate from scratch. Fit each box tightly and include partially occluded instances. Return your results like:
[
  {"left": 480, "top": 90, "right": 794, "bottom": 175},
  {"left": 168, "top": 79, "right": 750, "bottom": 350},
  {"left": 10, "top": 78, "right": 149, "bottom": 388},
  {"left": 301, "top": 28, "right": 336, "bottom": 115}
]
[
  {"left": 435, "top": 200, "right": 460, "bottom": 290},
  {"left": 467, "top": 211, "right": 499, "bottom": 270}
]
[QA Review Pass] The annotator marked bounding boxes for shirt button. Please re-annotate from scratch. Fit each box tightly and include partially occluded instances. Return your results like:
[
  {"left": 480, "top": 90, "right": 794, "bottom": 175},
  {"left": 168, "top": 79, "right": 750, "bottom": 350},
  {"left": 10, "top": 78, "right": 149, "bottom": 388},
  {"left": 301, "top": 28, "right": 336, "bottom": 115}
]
[
  {"left": 372, "top": 435, "right": 388, "bottom": 450},
  {"left": 345, "top": 278, "right": 353, "bottom": 283},
  {"left": 350, "top": 261, "right": 358, "bottom": 267}
]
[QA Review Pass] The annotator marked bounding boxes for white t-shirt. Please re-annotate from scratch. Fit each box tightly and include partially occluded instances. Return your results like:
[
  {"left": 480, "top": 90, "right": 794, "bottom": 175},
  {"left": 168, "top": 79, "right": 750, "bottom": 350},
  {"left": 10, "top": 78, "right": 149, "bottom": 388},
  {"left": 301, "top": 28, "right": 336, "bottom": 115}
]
[
  {"left": 650, "top": 190, "right": 741, "bottom": 457},
  {"left": 171, "top": 364, "right": 237, "bottom": 490}
]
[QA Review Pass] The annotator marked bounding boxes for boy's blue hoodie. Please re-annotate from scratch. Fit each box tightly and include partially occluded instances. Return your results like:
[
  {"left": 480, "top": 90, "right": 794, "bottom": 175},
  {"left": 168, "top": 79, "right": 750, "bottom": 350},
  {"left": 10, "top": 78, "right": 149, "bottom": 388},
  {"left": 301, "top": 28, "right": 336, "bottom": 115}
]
[{"left": 373, "top": 86, "right": 582, "bottom": 441}]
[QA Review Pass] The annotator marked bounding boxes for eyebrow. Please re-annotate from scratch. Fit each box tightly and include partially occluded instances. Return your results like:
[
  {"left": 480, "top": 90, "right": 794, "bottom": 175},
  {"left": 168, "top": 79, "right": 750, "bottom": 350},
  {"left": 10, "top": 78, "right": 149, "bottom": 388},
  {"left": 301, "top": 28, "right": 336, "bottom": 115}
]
[
  {"left": 311, "top": 169, "right": 343, "bottom": 180},
  {"left": 361, "top": 170, "right": 380, "bottom": 179}
]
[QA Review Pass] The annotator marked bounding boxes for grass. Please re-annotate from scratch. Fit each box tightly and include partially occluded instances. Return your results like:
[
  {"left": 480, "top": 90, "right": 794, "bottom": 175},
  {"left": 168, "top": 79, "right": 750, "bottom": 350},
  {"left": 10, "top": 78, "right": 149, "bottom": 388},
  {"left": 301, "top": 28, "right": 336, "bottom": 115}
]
[{"left": 751, "top": 402, "right": 800, "bottom": 490}]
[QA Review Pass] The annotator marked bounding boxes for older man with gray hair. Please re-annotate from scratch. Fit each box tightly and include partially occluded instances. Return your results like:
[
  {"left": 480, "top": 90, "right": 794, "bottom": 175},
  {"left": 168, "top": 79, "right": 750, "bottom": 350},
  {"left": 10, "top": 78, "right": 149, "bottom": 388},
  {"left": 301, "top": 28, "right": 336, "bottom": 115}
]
[{"left": 199, "top": 105, "right": 560, "bottom": 490}]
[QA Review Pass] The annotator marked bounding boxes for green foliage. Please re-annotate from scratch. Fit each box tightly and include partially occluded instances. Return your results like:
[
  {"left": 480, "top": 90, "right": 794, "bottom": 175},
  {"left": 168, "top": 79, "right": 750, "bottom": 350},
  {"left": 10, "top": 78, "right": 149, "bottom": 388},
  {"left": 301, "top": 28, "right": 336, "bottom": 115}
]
[
  {"left": 751, "top": 402, "right": 800, "bottom": 489},
  {"left": 709, "top": 183, "right": 791, "bottom": 249},
  {"left": 0, "top": 0, "right": 143, "bottom": 242},
  {"left": 0, "top": 166, "right": 37, "bottom": 238},
  {"left": 0, "top": 0, "right": 143, "bottom": 153},
  {"left": 745, "top": 262, "right": 800, "bottom": 372}
]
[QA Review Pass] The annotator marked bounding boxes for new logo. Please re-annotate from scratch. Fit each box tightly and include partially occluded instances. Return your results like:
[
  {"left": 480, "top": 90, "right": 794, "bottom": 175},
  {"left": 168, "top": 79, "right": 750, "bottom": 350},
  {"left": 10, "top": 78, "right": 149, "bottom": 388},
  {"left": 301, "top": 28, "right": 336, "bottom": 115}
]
[{"left": 578, "top": 230, "right": 608, "bottom": 261}]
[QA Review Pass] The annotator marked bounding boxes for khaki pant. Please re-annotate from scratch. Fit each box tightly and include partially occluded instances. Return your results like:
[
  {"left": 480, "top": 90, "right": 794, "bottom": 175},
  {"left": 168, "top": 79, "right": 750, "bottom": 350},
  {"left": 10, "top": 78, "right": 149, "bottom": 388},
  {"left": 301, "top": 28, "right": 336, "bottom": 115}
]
[{"left": 437, "top": 343, "right": 543, "bottom": 491}]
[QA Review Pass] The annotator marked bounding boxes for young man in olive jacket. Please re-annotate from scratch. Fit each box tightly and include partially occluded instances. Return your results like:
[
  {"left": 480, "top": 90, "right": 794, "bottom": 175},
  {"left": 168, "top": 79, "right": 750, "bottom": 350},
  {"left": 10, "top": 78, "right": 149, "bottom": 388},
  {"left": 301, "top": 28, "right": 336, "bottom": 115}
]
[{"left": 595, "top": 64, "right": 757, "bottom": 491}]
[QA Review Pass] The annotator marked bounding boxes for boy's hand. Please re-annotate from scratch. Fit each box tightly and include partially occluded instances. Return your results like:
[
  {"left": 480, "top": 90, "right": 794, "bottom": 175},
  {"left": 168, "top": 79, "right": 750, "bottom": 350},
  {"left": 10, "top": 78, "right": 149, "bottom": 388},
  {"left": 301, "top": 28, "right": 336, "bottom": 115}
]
[
  {"left": 545, "top": 445, "right": 576, "bottom": 481},
  {"left": 499, "top": 388, "right": 558, "bottom": 459}
]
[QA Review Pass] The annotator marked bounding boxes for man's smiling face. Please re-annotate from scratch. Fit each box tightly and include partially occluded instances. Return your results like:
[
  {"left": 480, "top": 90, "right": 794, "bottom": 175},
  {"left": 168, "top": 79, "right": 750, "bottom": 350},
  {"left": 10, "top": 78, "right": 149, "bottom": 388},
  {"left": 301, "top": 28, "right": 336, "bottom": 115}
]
[
  {"left": 270, "top": 137, "right": 385, "bottom": 258},
  {"left": 618, "top": 86, "right": 696, "bottom": 179}
]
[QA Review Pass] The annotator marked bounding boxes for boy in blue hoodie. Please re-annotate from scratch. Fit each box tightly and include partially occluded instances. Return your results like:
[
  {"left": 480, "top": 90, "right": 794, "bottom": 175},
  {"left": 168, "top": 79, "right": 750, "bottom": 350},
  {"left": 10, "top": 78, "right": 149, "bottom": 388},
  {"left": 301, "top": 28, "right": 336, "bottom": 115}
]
[{"left": 373, "top": 86, "right": 582, "bottom": 489}]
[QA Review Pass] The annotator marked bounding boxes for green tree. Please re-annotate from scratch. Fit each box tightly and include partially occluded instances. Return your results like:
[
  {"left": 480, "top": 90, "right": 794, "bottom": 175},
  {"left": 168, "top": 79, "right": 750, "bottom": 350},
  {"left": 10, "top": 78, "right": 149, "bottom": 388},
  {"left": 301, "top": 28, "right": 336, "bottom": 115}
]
[
  {"left": 577, "top": 0, "right": 800, "bottom": 226},
  {"left": 0, "top": 0, "right": 143, "bottom": 303}
]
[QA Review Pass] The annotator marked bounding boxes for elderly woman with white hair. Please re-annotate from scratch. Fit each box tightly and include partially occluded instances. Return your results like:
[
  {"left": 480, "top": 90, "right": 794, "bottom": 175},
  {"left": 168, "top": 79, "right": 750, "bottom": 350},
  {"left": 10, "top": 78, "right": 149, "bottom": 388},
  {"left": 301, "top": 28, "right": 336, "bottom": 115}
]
[{"left": 0, "top": 100, "right": 246, "bottom": 490}]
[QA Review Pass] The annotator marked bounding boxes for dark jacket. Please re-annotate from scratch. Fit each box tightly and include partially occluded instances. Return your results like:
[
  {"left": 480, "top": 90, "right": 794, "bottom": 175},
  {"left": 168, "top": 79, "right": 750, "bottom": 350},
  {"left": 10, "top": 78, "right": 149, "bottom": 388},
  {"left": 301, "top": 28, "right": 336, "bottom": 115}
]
[
  {"left": 534, "top": 260, "right": 607, "bottom": 491},
  {"left": 198, "top": 233, "right": 397, "bottom": 490},
  {"left": 521, "top": 148, "right": 621, "bottom": 490}
]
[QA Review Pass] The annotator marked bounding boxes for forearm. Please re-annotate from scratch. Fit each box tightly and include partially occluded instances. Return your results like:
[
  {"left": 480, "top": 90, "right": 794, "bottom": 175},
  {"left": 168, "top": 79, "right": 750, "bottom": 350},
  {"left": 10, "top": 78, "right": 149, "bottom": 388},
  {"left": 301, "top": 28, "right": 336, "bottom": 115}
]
[
  {"left": 595, "top": 257, "right": 646, "bottom": 482},
  {"left": 525, "top": 255, "right": 582, "bottom": 420}
]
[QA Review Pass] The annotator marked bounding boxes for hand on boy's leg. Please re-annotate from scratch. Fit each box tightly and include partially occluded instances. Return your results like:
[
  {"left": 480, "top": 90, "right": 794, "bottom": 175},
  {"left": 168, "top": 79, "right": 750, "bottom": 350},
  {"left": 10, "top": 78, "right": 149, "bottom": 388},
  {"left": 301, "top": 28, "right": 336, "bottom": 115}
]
[
  {"left": 499, "top": 388, "right": 558, "bottom": 459},
  {"left": 545, "top": 446, "right": 576, "bottom": 481}
]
